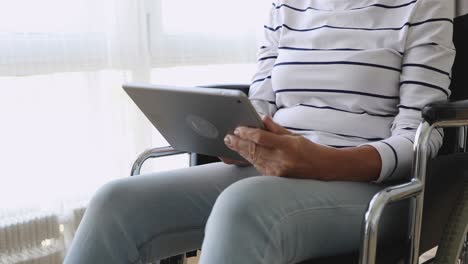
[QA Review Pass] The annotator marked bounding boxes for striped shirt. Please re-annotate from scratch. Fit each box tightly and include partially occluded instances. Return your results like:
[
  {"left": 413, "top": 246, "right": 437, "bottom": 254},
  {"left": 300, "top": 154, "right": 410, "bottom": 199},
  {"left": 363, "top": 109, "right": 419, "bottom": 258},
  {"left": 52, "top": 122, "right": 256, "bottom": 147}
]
[{"left": 249, "top": 0, "right": 456, "bottom": 182}]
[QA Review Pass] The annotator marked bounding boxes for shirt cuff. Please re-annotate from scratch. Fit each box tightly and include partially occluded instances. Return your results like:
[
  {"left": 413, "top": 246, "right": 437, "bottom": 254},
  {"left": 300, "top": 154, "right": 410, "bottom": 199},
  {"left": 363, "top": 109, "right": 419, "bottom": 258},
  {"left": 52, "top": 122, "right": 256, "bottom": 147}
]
[{"left": 362, "top": 136, "right": 413, "bottom": 183}]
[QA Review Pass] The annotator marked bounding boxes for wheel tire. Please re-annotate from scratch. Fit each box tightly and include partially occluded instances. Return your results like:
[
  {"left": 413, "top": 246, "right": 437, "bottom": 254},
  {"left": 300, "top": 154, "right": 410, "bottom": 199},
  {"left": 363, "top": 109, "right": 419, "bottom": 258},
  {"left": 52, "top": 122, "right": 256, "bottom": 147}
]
[{"left": 434, "top": 176, "right": 468, "bottom": 264}]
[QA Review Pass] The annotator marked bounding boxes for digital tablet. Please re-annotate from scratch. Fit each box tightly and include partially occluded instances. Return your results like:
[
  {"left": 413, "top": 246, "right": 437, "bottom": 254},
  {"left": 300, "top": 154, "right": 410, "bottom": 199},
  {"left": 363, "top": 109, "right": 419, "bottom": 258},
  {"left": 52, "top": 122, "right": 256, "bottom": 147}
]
[{"left": 123, "top": 83, "right": 265, "bottom": 160}]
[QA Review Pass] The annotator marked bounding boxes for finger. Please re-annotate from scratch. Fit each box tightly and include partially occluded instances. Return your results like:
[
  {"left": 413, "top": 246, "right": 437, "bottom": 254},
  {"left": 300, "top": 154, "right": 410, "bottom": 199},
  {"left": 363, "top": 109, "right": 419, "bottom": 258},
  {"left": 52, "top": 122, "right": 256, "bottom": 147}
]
[
  {"left": 225, "top": 135, "right": 286, "bottom": 176},
  {"left": 225, "top": 134, "right": 246, "bottom": 153},
  {"left": 225, "top": 135, "right": 267, "bottom": 164},
  {"left": 234, "top": 127, "right": 287, "bottom": 148},
  {"left": 263, "top": 116, "right": 293, "bottom": 135},
  {"left": 226, "top": 135, "right": 256, "bottom": 162}
]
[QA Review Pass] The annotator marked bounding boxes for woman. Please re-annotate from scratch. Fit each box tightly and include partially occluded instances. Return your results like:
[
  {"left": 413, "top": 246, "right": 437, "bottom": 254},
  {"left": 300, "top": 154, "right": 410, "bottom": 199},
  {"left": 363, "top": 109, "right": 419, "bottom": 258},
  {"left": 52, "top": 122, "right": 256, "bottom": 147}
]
[{"left": 65, "top": 0, "right": 455, "bottom": 263}]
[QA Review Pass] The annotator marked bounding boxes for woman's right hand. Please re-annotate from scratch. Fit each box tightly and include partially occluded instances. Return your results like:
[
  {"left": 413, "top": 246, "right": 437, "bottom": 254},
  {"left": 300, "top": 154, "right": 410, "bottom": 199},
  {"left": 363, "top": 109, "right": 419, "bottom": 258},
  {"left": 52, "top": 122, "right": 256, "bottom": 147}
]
[{"left": 219, "top": 157, "right": 251, "bottom": 167}]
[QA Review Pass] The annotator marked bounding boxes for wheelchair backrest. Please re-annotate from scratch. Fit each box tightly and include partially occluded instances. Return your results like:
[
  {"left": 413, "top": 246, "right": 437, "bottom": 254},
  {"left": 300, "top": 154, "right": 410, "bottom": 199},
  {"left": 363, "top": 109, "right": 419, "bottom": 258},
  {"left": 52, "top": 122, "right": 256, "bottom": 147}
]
[
  {"left": 439, "top": 12, "right": 468, "bottom": 154},
  {"left": 449, "top": 13, "right": 468, "bottom": 102}
]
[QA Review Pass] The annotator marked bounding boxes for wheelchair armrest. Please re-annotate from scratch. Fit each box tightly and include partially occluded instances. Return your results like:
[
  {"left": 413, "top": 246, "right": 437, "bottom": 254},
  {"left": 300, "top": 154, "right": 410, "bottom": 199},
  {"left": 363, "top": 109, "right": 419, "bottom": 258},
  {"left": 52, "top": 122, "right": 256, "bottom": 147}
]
[
  {"left": 422, "top": 99, "right": 468, "bottom": 125},
  {"left": 359, "top": 179, "right": 423, "bottom": 264},
  {"left": 131, "top": 146, "right": 187, "bottom": 176},
  {"left": 197, "top": 84, "right": 250, "bottom": 95}
]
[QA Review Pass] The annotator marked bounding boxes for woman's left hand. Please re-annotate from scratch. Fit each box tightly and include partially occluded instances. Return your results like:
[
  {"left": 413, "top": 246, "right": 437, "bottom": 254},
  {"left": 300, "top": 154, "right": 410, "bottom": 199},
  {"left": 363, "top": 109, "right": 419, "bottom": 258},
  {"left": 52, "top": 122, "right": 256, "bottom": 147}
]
[{"left": 224, "top": 116, "right": 325, "bottom": 178}]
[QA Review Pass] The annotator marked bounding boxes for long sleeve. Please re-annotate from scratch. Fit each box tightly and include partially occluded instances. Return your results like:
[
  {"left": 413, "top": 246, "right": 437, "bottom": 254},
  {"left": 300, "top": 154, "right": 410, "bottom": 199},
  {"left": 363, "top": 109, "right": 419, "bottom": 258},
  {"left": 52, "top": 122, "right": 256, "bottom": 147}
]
[
  {"left": 366, "top": 0, "right": 456, "bottom": 182},
  {"left": 248, "top": 2, "right": 280, "bottom": 117}
]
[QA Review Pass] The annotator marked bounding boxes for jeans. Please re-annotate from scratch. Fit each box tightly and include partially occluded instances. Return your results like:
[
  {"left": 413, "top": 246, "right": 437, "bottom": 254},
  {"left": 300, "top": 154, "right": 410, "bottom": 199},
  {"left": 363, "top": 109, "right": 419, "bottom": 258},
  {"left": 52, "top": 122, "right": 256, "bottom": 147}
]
[{"left": 64, "top": 162, "right": 408, "bottom": 264}]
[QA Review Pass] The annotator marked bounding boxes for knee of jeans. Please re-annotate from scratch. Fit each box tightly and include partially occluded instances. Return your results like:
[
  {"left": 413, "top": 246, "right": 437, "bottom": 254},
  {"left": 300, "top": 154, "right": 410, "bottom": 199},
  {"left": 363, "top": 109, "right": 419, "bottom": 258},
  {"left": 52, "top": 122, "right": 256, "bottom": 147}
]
[
  {"left": 86, "top": 179, "right": 131, "bottom": 220},
  {"left": 207, "top": 177, "right": 274, "bottom": 232}
]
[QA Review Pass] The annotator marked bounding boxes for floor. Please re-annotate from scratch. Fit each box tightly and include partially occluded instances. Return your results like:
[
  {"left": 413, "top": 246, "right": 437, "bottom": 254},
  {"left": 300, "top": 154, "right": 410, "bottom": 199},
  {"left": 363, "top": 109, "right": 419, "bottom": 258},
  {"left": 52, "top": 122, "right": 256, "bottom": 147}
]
[
  {"left": 187, "top": 256, "right": 199, "bottom": 264},
  {"left": 420, "top": 247, "right": 438, "bottom": 263}
]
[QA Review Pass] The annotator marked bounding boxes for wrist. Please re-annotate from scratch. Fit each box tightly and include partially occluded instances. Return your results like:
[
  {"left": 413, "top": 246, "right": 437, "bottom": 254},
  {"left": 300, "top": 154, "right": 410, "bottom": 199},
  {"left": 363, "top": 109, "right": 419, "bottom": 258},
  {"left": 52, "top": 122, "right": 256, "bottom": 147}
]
[
  {"left": 291, "top": 141, "right": 339, "bottom": 180},
  {"left": 295, "top": 144, "right": 381, "bottom": 182},
  {"left": 333, "top": 146, "right": 381, "bottom": 182}
]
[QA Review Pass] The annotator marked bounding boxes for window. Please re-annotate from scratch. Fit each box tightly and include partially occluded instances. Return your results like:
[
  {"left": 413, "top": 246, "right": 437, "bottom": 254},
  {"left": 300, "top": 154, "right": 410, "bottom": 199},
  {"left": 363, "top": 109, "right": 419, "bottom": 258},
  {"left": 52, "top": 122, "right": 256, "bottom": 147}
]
[
  {"left": 0, "top": 1, "right": 264, "bottom": 261},
  {"left": 0, "top": 0, "right": 109, "bottom": 76},
  {"left": 147, "top": 0, "right": 268, "bottom": 67}
]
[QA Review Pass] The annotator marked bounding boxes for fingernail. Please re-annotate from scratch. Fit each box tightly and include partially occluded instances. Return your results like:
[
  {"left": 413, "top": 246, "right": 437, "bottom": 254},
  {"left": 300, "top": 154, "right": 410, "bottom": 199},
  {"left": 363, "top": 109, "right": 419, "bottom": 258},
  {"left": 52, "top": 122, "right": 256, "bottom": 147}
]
[
  {"left": 224, "top": 135, "right": 231, "bottom": 145},
  {"left": 234, "top": 128, "right": 240, "bottom": 136}
]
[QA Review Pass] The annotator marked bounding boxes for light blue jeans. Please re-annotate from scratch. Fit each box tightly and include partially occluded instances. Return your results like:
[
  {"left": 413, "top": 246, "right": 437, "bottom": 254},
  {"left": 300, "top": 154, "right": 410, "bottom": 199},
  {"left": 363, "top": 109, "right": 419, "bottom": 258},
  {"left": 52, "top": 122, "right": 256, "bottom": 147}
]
[{"left": 64, "top": 162, "right": 408, "bottom": 264}]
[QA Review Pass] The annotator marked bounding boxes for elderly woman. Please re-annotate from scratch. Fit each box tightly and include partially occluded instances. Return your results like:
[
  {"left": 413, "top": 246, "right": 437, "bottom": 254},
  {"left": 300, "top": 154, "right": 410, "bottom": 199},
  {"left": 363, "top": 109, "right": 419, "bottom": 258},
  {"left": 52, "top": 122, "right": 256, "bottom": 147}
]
[{"left": 64, "top": 0, "right": 455, "bottom": 263}]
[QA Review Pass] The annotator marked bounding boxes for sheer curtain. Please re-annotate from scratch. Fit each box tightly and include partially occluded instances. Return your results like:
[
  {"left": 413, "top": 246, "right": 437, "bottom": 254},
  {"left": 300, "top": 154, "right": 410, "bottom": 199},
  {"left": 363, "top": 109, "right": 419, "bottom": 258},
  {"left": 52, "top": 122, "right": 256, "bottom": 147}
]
[
  {"left": 148, "top": 0, "right": 267, "bottom": 67},
  {"left": 0, "top": 0, "right": 266, "bottom": 263},
  {"left": 0, "top": 1, "right": 155, "bottom": 263}
]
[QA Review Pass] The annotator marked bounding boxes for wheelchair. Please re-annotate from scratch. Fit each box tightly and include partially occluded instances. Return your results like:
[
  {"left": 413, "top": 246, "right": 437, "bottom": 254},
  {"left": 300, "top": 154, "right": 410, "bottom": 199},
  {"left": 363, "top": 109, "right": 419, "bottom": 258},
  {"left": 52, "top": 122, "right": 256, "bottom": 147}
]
[{"left": 130, "top": 12, "right": 468, "bottom": 264}]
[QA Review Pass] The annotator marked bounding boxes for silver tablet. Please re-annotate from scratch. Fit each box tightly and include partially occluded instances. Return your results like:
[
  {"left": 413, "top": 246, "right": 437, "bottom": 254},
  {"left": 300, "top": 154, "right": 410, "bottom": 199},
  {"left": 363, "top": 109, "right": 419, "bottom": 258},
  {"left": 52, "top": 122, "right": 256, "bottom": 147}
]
[{"left": 123, "top": 83, "right": 264, "bottom": 160}]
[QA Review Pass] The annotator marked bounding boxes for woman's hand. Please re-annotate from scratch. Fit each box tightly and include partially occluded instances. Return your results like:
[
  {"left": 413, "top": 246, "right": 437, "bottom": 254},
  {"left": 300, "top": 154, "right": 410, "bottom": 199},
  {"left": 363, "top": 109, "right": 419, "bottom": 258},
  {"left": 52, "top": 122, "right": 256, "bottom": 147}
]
[
  {"left": 224, "top": 116, "right": 381, "bottom": 181},
  {"left": 224, "top": 116, "right": 322, "bottom": 178}
]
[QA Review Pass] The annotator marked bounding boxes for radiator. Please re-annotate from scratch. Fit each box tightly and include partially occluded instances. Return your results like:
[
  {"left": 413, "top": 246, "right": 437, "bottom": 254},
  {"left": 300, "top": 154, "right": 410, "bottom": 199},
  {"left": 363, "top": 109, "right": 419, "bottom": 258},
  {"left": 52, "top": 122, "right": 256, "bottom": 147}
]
[{"left": 0, "top": 207, "right": 87, "bottom": 264}]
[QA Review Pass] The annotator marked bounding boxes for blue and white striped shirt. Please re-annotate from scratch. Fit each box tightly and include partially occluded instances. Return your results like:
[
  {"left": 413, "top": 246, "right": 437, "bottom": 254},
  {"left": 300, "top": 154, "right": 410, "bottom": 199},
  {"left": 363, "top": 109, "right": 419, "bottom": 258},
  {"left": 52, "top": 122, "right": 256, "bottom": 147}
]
[{"left": 249, "top": 0, "right": 456, "bottom": 182}]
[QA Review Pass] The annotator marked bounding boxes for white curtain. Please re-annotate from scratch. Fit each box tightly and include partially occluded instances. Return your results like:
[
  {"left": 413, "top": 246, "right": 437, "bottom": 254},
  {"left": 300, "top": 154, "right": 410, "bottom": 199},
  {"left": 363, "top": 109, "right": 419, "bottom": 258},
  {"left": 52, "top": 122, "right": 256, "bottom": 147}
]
[
  {"left": 0, "top": 0, "right": 264, "bottom": 263},
  {"left": 0, "top": 0, "right": 151, "bottom": 76},
  {"left": 0, "top": 1, "right": 155, "bottom": 263},
  {"left": 148, "top": 0, "right": 268, "bottom": 67}
]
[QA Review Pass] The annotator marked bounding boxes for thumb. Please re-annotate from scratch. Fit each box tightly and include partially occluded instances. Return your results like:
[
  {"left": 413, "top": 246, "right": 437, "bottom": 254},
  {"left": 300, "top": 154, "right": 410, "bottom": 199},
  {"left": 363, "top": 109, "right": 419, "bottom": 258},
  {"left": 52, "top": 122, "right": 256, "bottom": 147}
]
[{"left": 263, "top": 116, "right": 292, "bottom": 135}]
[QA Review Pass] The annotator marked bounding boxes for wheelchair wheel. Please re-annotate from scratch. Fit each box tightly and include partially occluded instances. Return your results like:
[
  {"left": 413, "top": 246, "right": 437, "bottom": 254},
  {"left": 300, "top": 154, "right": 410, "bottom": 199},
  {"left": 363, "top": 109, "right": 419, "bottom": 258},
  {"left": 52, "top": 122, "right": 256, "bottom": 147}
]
[{"left": 434, "top": 176, "right": 468, "bottom": 264}]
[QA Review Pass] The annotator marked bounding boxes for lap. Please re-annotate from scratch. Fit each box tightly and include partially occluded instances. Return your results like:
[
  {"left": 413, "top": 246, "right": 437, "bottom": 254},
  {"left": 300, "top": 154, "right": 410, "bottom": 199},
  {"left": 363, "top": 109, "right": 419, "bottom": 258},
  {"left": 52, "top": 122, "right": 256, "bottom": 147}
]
[
  {"left": 203, "top": 177, "right": 408, "bottom": 263},
  {"left": 90, "top": 163, "right": 407, "bottom": 263}
]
